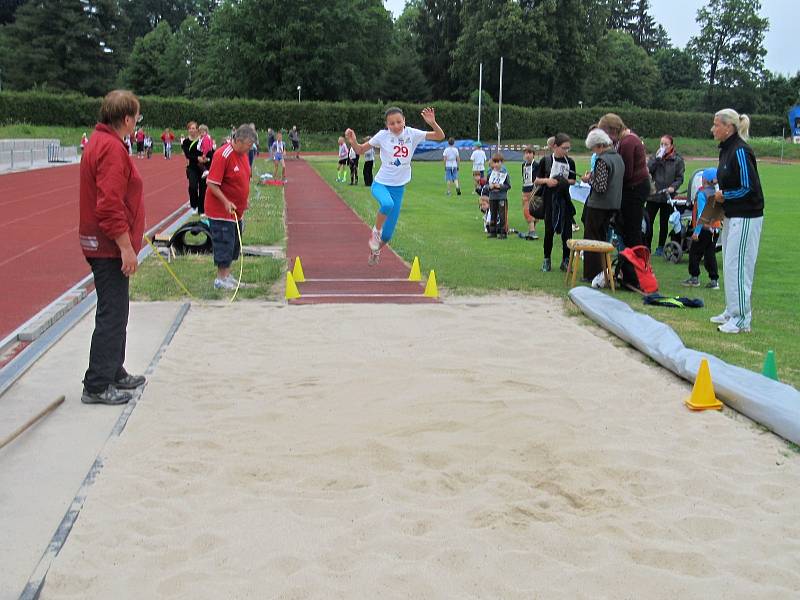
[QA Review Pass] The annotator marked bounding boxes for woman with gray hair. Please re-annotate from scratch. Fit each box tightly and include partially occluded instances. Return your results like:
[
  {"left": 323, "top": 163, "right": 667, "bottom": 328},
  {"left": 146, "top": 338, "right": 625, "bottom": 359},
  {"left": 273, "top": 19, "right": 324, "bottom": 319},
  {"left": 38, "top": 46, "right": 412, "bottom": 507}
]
[
  {"left": 582, "top": 128, "right": 625, "bottom": 281},
  {"left": 709, "top": 108, "right": 764, "bottom": 334}
]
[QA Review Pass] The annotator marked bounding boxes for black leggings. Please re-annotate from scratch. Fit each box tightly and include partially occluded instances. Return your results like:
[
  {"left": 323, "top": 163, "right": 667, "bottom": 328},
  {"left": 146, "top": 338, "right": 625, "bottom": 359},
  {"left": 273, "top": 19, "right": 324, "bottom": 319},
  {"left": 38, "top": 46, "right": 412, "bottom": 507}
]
[
  {"left": 187, "top": 167, "right": 206, "bottom": 213},
  {"left": 363, "top": 160, "right": 374, "bottom": 186},
  {"left": 645, "top": 200, "right": 671, "bottom": 250},
  {"left": 543, "top": 195, "right": 572, "bottom": 262},
  {"left": 620, "top": 179, "right": 650, "bottom": 248}
]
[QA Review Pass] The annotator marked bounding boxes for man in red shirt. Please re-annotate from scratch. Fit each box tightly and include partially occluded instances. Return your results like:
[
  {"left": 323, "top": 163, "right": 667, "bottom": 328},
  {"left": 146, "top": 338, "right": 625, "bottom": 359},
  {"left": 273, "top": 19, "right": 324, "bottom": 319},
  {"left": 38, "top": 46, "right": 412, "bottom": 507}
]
[{"left": 205, "top": 124, "right": 257, "bottom": 290}]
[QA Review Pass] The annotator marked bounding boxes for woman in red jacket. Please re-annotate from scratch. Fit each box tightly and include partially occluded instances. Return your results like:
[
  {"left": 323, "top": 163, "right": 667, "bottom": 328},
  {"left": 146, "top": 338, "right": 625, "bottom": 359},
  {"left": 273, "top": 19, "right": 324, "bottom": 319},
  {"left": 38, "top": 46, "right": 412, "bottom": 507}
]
[{"left": 78, "top": 90, "right": 147, "bottom": 405}]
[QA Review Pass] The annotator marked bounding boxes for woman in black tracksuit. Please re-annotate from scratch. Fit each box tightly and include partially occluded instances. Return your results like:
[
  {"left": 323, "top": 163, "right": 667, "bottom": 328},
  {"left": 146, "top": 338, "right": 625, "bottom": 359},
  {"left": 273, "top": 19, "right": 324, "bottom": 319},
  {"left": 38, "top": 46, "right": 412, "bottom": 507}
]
[{"left": 645, "top": 135, "right": 685, "bottom": 256}]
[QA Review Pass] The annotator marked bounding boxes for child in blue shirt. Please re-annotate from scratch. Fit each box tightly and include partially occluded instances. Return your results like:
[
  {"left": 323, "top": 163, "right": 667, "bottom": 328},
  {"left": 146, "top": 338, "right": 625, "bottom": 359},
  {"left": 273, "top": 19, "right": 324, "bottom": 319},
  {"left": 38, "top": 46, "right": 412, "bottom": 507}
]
[{"left": 683, "top": 168, "right": 720, "bottom": 289}]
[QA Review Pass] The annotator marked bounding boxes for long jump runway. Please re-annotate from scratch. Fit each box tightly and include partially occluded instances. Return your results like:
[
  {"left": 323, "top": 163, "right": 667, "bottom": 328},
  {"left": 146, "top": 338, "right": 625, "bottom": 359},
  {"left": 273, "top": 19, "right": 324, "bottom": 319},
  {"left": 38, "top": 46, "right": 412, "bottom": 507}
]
[
  {"left": 285, "top": 160, "right": 437, "bottom": 304},
  {"left": 0, "top": 159, "right": 189, "bottom": 340}
]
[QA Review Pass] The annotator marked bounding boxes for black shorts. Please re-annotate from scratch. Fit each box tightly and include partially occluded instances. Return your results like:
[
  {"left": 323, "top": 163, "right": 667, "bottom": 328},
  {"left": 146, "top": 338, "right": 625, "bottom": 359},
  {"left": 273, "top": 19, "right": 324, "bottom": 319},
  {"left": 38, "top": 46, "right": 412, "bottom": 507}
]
[
  {"left": 209, "top": 218, "right": 242, "bottom": 268},
  {"left": 136, "top": 141, "right": 144, "bottom": 152},
  {"left": 291, "top": 140, "right": 299, "bottom": 150},
  {"left": 338, "top": 158, "right": 348, "bottom": 165}
]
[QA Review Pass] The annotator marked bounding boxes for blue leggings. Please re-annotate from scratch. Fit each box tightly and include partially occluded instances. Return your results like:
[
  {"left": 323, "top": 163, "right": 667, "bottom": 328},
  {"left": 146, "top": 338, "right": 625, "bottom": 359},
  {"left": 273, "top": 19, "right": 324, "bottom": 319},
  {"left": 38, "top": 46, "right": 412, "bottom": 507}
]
[{"left": 371, "top": 182, "right": 405, "bottom": 242}]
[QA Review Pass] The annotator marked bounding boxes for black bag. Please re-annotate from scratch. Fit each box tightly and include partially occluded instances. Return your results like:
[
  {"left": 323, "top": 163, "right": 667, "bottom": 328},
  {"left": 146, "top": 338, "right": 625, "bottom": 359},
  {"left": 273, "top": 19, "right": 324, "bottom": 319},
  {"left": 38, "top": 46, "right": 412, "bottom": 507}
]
[{"left": 528, "top": 194, "right": 545, "bottom": 219}]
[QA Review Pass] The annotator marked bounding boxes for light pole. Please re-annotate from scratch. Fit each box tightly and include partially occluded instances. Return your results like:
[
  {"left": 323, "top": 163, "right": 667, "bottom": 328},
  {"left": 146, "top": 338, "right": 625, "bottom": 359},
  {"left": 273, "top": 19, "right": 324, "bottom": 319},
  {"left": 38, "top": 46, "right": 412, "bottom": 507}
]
[
  {"left": 578, "top": 100, "right": 583, "bottom": 109},
  {"left": 297, "top": 85, "right": 301, "bottom": 103}
]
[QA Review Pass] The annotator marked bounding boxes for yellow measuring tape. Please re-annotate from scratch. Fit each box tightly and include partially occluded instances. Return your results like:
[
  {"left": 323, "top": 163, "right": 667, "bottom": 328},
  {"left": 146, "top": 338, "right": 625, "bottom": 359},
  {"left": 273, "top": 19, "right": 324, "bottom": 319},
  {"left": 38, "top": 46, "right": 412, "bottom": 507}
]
[{"left": 143, "top": 210, "right": 244, "bottom": 303}]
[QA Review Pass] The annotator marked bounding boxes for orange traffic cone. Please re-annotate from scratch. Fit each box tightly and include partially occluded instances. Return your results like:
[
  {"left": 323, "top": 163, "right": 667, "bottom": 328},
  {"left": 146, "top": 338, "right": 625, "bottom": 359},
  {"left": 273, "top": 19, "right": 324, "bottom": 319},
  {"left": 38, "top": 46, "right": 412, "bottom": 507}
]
[{"left": 684, "top": 358, "right": 723, "bottom": 411}]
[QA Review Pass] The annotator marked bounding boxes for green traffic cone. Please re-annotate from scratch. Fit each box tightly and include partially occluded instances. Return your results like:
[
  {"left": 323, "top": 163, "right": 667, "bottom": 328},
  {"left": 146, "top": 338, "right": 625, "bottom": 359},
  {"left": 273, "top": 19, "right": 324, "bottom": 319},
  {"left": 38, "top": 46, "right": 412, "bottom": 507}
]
[{"left": 762, "top": 350, "right": 779, "bottom": 381}]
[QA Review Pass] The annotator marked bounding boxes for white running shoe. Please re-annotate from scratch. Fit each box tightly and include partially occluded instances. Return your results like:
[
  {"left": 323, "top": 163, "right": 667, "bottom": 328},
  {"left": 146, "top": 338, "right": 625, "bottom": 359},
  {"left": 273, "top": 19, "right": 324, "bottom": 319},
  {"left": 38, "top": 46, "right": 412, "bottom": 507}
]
[
  {"left": 214, "top": 277, "right": 236, "bottom": 290},
  {"left": 368, "top": 248, "right": 381, "bottom": 266},
  {"left": 368, "top": 227, "right": 382, "bottom": 252},
  {"left": 718, "top": 320, "right": 750, "bottom": 334},
  {"left": 709, "top": 312, "right": 730, "bottom": 324}
]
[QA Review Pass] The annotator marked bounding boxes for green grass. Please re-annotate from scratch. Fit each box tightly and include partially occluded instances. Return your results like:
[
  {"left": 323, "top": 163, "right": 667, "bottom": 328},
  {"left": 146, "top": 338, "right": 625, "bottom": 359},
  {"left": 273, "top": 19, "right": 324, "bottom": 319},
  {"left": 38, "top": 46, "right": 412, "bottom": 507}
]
[
  {"left": 3, "top": 123, "right": 800, "bottom": 159},
  {"left": 130, "top": 158, "right": 285, "bottom": 301},
  {"left": 310, "top": 158, "right": 800, "bottom": 389}
]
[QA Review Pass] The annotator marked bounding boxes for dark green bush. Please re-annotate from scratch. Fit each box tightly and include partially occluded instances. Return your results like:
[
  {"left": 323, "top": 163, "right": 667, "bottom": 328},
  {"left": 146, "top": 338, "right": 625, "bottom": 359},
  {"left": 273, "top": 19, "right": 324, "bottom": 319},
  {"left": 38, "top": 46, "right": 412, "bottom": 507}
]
[{"left": 0, "top": 91, "right": 785, "bottom": 139}]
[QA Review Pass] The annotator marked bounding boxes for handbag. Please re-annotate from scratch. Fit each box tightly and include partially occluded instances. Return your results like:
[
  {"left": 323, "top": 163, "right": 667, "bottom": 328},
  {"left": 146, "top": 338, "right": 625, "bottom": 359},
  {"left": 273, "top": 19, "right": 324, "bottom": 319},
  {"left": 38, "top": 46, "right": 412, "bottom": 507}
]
[{"left": 528, "top": 190, "right": 545, "bottom": 220}]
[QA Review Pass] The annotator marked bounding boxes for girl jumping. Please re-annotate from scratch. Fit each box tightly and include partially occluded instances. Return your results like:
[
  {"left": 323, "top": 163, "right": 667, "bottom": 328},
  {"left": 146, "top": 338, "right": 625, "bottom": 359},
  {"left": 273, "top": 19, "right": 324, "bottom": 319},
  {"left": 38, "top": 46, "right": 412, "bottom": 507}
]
[{"left": 345, "top": 106, "right": 445, "bottom": 265}]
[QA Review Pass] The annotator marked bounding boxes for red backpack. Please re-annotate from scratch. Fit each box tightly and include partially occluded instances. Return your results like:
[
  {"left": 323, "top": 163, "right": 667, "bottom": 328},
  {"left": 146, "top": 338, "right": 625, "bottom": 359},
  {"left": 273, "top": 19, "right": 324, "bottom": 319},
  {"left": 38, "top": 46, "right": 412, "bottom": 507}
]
[{"left": 615, "top": 245, "right": 659, "bottom": 294}]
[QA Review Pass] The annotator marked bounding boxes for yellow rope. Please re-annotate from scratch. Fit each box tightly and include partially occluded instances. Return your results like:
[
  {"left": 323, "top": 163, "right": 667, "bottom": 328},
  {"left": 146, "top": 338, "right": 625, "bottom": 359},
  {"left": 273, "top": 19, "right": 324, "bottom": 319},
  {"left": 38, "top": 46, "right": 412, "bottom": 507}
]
[
  {"left": 230, "top": 210, "right": 244, "bottom": 303},
  {"left": 143, "top": 235, "right": 196, "bottom": 299}
]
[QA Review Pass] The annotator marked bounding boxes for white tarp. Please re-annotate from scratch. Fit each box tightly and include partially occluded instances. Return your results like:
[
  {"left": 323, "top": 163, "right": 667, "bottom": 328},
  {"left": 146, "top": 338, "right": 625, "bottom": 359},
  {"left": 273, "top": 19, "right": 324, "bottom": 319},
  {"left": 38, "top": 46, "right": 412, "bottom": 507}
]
[{"left": 569, "top": 286, "right": 800, "bottom": 446}]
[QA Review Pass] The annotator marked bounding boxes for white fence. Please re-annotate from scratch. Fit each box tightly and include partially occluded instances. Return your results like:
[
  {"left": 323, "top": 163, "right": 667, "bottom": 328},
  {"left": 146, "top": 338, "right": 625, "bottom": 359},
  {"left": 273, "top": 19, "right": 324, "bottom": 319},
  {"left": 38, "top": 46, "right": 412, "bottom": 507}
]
[{"left": 0, "top": 139, "right": 79, "bottom": 172}]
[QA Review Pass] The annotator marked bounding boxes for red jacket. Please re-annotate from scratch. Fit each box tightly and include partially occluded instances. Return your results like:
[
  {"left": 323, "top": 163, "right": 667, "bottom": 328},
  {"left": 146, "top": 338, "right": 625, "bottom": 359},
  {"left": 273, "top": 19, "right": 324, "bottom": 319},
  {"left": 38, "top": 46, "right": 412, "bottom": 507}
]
[{"left": 79, "top": 123, "right": 145, "bottom": 258}]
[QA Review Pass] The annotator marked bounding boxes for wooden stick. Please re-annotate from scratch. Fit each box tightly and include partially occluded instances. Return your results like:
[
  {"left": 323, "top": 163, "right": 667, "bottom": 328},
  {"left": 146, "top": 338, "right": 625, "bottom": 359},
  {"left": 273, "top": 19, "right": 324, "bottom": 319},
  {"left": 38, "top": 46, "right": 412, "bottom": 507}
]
[{"left": 0, "top": 395, "right": 65, "bottom": 451}]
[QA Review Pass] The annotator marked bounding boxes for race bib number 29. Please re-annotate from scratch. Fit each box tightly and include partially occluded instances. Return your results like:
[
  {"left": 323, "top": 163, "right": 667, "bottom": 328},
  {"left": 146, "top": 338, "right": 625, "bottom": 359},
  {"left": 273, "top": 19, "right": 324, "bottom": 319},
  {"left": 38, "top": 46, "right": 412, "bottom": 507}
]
[{"left": 393, "top": 145, "right": 409, "bottom": 158}]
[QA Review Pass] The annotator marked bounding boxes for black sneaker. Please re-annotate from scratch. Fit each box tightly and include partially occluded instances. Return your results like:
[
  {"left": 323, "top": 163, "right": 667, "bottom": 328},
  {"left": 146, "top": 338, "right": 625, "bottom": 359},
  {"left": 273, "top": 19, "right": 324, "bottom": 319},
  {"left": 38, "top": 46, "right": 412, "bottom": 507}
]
[
  {"left": 559, "top": 258, "right": 569, "bottom": 272},
  {"left": 115, "top": 373, "right": 146, "bottom": 389},
  {"left": 706, "top": 279, "right": 720, "bottom": 290},
  {"left": 456, "top": 188, "right": 462, "bottom": 196},
  {"left": 681, "top": 277, "right": 700, "bottom": 287},
  {"left": 541, "top": 258, "right": 551, "bottom": 272},
  {"left": 81, "top": 385, "right": 132, "bottom": 406}
]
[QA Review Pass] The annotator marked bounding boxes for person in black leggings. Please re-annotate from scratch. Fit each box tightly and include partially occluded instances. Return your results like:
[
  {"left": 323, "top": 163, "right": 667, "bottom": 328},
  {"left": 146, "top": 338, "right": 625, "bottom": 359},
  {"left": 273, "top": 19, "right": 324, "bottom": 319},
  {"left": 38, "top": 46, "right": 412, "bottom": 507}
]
[{"left": 645, "top": 134, "right": 685, "bottom": 256}]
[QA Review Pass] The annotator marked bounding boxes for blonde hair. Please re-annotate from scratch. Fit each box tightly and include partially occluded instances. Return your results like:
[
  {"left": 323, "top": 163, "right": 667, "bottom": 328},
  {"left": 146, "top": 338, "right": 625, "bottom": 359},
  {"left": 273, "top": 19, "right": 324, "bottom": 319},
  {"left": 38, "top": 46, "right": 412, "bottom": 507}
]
[
  {"left": 597, "top": 113, "right": 626, "bottom": 137},
  {"left": 198, "top": 124, "right": 209, "bottom": 134},
  {"left": 715, "top": 108, "right": 751, "bottom": 141},
  {"left": 99, "top": 90, "right": 139, "bottom": 128}
]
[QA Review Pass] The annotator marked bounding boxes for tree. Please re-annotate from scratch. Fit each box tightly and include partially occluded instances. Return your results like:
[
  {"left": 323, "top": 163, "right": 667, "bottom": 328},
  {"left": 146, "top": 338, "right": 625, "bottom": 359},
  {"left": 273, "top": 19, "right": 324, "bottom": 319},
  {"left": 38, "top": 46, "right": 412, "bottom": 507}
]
[
  {"left": 653, "top": 47, "right": 702, "bottom": 90},
  {"left": 118, "top": 0, "right": 216, "bottom": 40},
  {"left": 194, "top": 0, "right": 393, "bottom": 101},
  {"left": 0, "top": 0, "right": 127, "bottom": 96},
  {"left": 377, "top": 5, "right": 430, "bottom": 102},
  {"left": 412, "top": 0, "right": 463, "bottom": 100},
  {"left": 607, "top": 0, "right": 669, "bottom": 55},
  {"left": 0, "top": 0, "right": 25, "bottom": 25},
  {"left": 118, "top": 20, "right": 187, "bottom": 96},
  {"left": 583, "top": 31, "right": 659, "bottom": 107},
  {"left": 687, "top": 0, "right": 769, "bottom": 107}
]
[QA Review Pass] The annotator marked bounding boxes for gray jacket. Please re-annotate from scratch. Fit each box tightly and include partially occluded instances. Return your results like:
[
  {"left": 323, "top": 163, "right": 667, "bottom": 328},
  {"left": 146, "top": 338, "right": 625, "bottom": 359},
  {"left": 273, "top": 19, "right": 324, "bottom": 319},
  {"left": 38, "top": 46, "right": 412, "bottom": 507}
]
[
  {"left": 648, "top": 152, "right": 685, "bottom": 194},
  {"left": 587, "top": 150, "right": 624, "bottom": 210}
]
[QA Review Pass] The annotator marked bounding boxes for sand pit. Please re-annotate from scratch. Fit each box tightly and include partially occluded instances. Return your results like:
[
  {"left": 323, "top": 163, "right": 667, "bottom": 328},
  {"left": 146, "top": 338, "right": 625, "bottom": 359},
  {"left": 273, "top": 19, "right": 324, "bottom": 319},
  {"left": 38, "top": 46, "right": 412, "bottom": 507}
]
[{"left": 40, "top": 296, "right": 800, "bottom": 599}]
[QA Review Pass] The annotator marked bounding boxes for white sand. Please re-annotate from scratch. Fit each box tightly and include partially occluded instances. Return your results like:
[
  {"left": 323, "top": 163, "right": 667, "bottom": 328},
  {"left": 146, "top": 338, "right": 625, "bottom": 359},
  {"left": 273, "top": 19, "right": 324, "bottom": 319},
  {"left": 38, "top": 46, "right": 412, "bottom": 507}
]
[{"left": 41, "top": 296, "right": 800, "bottom": 599}]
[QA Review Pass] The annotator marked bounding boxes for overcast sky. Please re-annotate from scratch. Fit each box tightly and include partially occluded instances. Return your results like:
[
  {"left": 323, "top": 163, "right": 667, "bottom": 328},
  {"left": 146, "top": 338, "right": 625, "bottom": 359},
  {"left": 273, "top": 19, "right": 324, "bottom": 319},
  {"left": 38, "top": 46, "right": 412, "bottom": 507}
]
[{"left": 383, "top": 0, "right": 796, "bottom": 76}]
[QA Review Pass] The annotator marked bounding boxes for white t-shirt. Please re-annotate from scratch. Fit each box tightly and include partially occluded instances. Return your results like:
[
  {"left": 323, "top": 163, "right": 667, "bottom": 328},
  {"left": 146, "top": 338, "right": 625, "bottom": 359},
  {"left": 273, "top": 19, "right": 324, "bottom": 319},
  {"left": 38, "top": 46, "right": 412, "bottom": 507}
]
[
  {"left": 470, "top": 149, "right": 487, "bottom": 171},
  {"left": 443, "top": 146, "right": 459, "bottom": 168},
  {"left": 348, "top": 146, "right": 357, "bottom": 160},
  {"left": 368, "top": 127, "right": 427, "bottom": 186}
]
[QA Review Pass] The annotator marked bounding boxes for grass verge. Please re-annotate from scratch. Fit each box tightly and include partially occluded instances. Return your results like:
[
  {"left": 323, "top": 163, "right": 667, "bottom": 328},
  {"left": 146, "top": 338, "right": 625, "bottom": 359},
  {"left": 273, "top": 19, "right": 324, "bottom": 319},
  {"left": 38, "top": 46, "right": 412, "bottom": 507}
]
[
  {"left": 130, "top": 158, "right": 285, "bottom": 301},
  {"left": 310, "top": 158, "right": 800, "bottom": 389}
]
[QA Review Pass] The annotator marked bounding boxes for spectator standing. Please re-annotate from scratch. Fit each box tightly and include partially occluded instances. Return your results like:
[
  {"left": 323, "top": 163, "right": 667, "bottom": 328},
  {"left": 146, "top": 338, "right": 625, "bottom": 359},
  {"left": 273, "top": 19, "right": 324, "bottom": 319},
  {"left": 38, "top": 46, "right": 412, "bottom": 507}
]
[
  {"left": 289, "top": 125, "right": 300, "bottom": 159},
  {"left": 486, "top": 154, "right": 511, "bottom": 238},
  {"left": 520, "top": 146, "right": 538, "bottom": 239},
  {"left": 161, "top": 128, "right": 175, "bottom": 159},
  {"left": 470, "top": 142, "right": 487, "bottom": 187},
  {"left": 682, "top": 168, "right": 720, "bottom": 289},
  {"left": 181, "top": 121, "right": 205, "bottom": 214},
  {"left": 535, "top": 133, "right": 576, "bottom": 272},
  {"left": 348, "top": 143, "right": 359, "bottom": 185},
  {"left": 582, "top": 129, "right": 624, "bottom": 281},
  {"left": 134, "top": 127, "right": 145, "bottom": 158},
  {"left": 598, "top": 113, "right": 650, "bottom": 249},
  {"left": 362, "top": 136, "right": 374, "bottom": 186},
  {"left": 247, "top": 123, "right": 258, "bottom": 169},
  {"left": 78, "top": 90, "right": 147, "bottom": 405},
  {"left": 646, "top": 135, "right": 685, "bottom": 255},
  {"left": 709, "top": 109, "right": 764, "bottom": 334},
  {"left": 443, "top": 137, "right": 461, "bottom": 196}
]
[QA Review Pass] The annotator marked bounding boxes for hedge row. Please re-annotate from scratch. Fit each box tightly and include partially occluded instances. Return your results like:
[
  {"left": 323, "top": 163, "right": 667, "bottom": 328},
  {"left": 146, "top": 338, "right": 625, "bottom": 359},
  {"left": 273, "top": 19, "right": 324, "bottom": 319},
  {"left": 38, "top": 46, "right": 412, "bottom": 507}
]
[{"left": 0, "top": 91, "right": 785, "bottom": 140}]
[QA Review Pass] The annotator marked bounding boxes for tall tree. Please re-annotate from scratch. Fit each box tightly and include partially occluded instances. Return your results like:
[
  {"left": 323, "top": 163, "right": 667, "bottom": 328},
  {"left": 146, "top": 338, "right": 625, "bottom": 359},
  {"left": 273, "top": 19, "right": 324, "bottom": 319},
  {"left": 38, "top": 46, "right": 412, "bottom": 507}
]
[
  {"left": 378, "top": 5, "right": 430, "bottom": 102},
  {"left": 0, "top": 0, "right": 127, "bottom": 96},
  {"left": 687, "top": 0, "right": 769, "bottom": 106},
  {"left": 653, "top": 47, "right": 702, "bottom": 90},
  {"left": 607, "top": 0, "right": 669, "bottom": 54},
  {"left": 412, "top": 0, "right": 462, "bottom": 100},
  {"left": 0, "top": 0, "right": 26, "bottom": 25},
  {"left": 118, "top": 0, "right": 215, "bottom": 39},
  {"left": 194, "top": 0, "right": 393, "bottom": 101},
  {"left": 118, "top": 19, "right": 187, "bottom": 96}
]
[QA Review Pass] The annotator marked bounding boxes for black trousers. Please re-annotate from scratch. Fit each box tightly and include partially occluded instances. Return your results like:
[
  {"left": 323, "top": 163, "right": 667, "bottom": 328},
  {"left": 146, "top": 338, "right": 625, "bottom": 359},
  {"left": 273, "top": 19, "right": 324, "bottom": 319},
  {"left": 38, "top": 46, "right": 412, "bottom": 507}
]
[
  {"left": 543, "top": 195, "right": 572, "bottom": 262},
  {"left": 349, "top": 157, "right": 359, "bottom": 183},
  {"left": 488, "top": 198, "right": 507, "bottom": 234},
  {"left": 645, "top": 200, "right": 671, "bottom": 250},
  {"left": 363, "top": 160, "right": 374, "bottom": 186},
  {"left": 83, "top": 258, "right": 130, "bottom": 393},
  {"left": 583, "top": 206, "right": 615, "bottom": 280},
  {"left": 187, "top": 167, "right": 206, "bottom": 213},
  {"left": 620, "top": 179, "right": 650, "bottom": 248},
  {"left": 688, "top": 228, "right": 719, "bottom": 280}
]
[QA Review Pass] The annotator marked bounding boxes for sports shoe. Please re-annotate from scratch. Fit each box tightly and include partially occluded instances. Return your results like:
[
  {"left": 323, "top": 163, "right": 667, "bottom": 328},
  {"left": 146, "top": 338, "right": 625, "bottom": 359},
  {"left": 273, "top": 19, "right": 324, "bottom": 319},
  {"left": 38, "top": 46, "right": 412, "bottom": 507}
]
[
  {"left": 456, "top": 188, "right": 462, "bottom": 196},
  {"left": 497, "top": 233, "right": 507, "bottom": 239},
  {"left": 368, "top": 227, "right": 382, "bottom": 252},
  {"left": 654, "top": 246, "right": 664, "bottom": 257},
  {"left": 541, "top": 258, "right": 551, "bottom": 272},
  {"left": 718, "top": 320, "right": 750, "bottom": 334},
  {"left": 559, "top": 258, "right": 569, "bottom": 272},
  {"left": 710, "top": 312, "right": 730, "bottom": 324},
  {"left": 446, "top": 190, "right": 451, "bottom": 196},
  {"left": 572, "top": 223, "right": 580, "bottom": 232},
  {"left": 214, "top": 277, "right": 236, "bottom": 290},
  {"left": 528, "top": 231, "right": 539, "bottom": 240},
  {"left": 81, "top": 385, "right": 132, "bottom": 406},
  {"left": 706, "top": 279, "right": 720, "bottom": 290},
  {"left": 682, "top": 277, "right": 700, "bottom": 287},
  {"left": 225, "top": 274, "right": 256, "bottom": 289},
  {"left": 115, "top": 373, "right": 146, "bottom": 389},
  {"left": 368, "top": 248, "right": 381, "bottom": 266}
]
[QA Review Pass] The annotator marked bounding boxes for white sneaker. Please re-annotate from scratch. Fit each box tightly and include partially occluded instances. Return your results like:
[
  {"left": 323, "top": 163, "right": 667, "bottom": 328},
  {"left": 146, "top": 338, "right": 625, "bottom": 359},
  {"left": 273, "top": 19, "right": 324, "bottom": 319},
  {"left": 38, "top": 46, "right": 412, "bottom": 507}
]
[
  {"left": 710, "top": 312, "right": 730, "bottom": 324},
  {"left": 224, "top": 274, "right": 255, "bottom": 289},
  {"left": 368, "top": 248, "right": 381, "bottom": 266},
  {"left": 214, "top": 278, "right": 236, "bottom": 290},
  {"left": 368, "top": 227, "right": 382, "bottom": 252},
  {"left": 718, "top": 320, "right": 750, "bottom": 334}
]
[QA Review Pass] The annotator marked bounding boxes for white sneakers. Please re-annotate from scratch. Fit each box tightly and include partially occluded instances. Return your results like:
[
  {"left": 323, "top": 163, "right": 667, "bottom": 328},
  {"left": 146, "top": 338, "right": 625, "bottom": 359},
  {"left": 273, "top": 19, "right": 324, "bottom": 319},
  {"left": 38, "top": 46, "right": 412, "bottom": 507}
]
[
  {"left": 710, "top": 312, "right": 730, "bottom": 324},
  {"left": 369, "top": 227, "right": 382, "bottom": 252},
  {"left": 718, "top": 320, "right": 750, "bottom": 334},
  {"left": 214, "top": 277, "right": 236, "bottom": 290}
]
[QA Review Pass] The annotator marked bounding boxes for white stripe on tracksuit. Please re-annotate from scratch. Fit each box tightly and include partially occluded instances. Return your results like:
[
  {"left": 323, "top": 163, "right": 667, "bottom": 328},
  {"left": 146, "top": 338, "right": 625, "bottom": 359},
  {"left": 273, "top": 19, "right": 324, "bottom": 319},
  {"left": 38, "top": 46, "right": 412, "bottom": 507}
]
[{"left": 720, "top": 216, "right": 762, "bottom": 329}]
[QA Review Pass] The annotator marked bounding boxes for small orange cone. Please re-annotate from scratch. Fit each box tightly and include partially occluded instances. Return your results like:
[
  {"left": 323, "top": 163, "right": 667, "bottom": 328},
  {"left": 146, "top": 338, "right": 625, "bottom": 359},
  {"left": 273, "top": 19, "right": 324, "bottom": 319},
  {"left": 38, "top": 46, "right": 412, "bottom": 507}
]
[
  {"left": 408, "top": 256, "right": 422, "bottom": 281},
  {"left": 684, "top": 358, "right": 723, "bottom": 411},
  {"left": 285, "top": 271, "right": 301, "bottom": 300},
  {"left": 292, "top": 256, "right": 305, "bottom": 282},
  {"left": 423, "top": 270, "right": 438, "bottom": 298}
]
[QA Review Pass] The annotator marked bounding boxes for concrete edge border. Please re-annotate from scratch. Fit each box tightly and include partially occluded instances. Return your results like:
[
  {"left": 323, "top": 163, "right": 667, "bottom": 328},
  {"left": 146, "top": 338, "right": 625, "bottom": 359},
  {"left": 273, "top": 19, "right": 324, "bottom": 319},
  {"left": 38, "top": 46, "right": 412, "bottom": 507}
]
[{"left": 18, "top": 302, "right": 191, "bottom": 600}]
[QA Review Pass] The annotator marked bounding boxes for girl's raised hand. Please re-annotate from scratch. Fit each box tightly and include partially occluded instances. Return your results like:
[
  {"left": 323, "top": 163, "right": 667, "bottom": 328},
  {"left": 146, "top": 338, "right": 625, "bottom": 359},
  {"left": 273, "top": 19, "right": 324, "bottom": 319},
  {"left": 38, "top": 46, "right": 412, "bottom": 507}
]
[
  {"left": 345, "top": 128, "right": 357, "bottom": 143},
  {"left": 421, "top": 107, "right": 436, "bottom": 124}
]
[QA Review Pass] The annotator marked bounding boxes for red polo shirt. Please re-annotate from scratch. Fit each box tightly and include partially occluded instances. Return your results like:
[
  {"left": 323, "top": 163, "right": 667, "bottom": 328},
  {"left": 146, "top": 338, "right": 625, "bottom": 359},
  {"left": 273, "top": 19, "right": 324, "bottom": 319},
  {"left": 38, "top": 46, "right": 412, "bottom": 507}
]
[{"left": 204, "top": 143, "right": 251, "bottom": 220}]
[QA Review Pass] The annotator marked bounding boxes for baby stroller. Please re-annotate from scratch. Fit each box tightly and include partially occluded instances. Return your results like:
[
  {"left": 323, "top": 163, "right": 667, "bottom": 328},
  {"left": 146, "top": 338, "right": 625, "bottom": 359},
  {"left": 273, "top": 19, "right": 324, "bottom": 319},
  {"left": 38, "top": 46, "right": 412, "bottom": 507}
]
[{"left": 662, "top": 168, "right": 703, "bottom": 264}]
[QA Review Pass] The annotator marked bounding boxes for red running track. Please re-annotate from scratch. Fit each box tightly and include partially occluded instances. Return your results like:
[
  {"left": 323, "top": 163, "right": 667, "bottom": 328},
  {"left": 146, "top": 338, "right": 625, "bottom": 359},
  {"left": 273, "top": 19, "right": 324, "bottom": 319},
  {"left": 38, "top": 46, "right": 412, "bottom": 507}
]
[
  {"left": 285, "top": 160, "right": 437, "bottom": 304},
  {"left": 0, "top": 158, "right": 190, "bottom": 340}
]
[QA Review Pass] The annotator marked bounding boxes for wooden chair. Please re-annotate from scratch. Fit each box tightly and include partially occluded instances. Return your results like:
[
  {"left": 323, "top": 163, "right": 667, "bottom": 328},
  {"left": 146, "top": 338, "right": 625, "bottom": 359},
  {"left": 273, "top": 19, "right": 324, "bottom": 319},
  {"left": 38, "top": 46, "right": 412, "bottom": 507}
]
[{"left": 564, "top": 239, "right": 615, "bottom": 291}]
